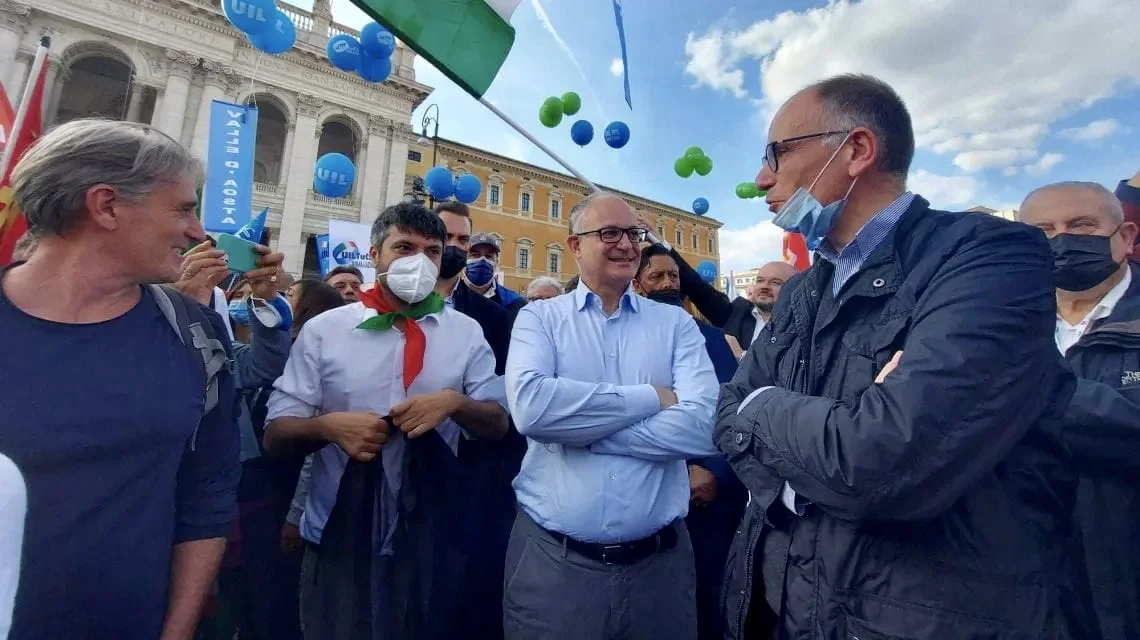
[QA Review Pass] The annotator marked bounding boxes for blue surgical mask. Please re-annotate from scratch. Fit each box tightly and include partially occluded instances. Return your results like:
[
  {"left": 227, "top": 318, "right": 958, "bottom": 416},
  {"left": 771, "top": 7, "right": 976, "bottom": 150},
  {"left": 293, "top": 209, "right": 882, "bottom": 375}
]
[
  {"left": 770, "top": 133, "right": 857, "bottom": 251},
  {"left": 465, "top": 257, "right": 496, "bottom": 287},
  {"left": 228, "top": 299, "right": 251, "bottom": 326}
]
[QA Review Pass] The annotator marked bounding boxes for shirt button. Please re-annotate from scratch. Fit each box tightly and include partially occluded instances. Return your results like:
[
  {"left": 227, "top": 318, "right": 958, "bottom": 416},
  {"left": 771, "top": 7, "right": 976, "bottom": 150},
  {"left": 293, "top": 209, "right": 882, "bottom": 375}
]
[
  {"left": 609, "top": 472, "right": 616, "bottom": 480},
  {"left": 607, "top": 352, "right": 615, "bottom": 358}
]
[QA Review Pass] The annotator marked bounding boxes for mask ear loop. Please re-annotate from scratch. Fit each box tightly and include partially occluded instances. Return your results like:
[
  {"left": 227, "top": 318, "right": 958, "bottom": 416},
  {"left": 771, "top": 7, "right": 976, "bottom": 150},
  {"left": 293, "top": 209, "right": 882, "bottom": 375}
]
[{"left": 805, "top": 131, "right": 854, "bottom": 195}]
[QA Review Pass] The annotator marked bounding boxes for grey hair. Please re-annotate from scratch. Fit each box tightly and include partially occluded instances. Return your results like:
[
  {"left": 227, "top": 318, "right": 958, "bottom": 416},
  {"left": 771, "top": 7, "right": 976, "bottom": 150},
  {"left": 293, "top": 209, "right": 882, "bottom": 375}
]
[
  {"left": 805, "top": 74, "right": 915, "bottom": 179},
  {"left": 526, "top": 276, "right": 562, "bottom": 298},
  {"left": 1019, "top": 181, "right": 1124, "bottom": 224},
  {"left": 568, "top": 191, "right": 625, "bottom": 234},
  {"left": 11, "top": 119, "right": 203, "bottom": 237},
  {"left": 11, "top": 232, "right": 37, "bottom": 262}
]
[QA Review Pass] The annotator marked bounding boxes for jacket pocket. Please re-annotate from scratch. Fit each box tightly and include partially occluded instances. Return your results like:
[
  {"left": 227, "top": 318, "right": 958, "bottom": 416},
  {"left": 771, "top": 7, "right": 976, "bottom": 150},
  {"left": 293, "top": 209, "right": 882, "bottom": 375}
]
[{"left": 840, "top": 591, "right": 1035, "bottom": 640}]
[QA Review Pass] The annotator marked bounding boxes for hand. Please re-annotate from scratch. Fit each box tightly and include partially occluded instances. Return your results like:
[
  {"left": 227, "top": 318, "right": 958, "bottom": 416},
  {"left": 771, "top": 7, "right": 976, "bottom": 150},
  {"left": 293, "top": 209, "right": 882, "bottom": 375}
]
[
  {"left": 635, "top": 213, "right": 653, "bottom": 243},
  {"left": 654, "top": 386, "right": 678, "bottom": 409},
  {"left": 280, "top": 523, "right": 302, "bottom": 553},
  {"left": 875, "top": 351, "right": 903, "bottom": 384},
  {"left": 317, "top": 412, "right": 389, "bottom": 461},
  {"left": 245, "top": 245, "right": 286, "bottom": 300},
  {"left": 689, "top": 465, "right": 718, "bottom": 506},
  {"left": 174, "top": 243, "right": 229, "bottom": 305},
  {"left": 725, "top": 335, "right": 745, "bottom": 361},
  {"left": 389, "top": 390, "right": 462, "bottom": 439}
]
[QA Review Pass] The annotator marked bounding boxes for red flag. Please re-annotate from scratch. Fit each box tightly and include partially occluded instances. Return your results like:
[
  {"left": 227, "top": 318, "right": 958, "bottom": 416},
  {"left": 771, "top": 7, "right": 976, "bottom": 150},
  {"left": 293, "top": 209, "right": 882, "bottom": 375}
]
[
  {"left": 0, "top": 58, "right": 48, "bottom": 265},
  {"left": 782, "top": 232, "right": 811, "bottom": 272},
  {"left": 0, "top": 82, "right": 14, "bottom": 156}
]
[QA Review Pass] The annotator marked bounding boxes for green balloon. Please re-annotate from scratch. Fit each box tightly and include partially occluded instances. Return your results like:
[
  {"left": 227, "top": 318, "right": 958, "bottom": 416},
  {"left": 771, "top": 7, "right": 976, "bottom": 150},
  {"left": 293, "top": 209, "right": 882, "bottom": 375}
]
[
  {"left": 684, "top": 146, "right": 705, "bottom": 161},
  {"left": 674, "top": 157, "right": 695, "bottom": 178},
  {"left": 694, "top": 156, "right": 713, "bottom": 176},
  {"left": 755, "top": 188, "right": 767, "bottom": 198},
  {"left": 539, "top": 97, "right": 564, "bottom": 128},
  {"left": 735, "top": 182, "right": 751, "bottom": 198},
  {"left": 561, "top": 92, "right": 581, "bottom": 116}
]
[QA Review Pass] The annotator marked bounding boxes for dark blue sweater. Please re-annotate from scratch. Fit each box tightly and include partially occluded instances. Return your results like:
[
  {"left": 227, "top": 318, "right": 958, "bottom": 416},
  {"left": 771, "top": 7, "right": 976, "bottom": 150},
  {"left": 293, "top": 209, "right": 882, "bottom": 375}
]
[{"left": 0, "top": 282, "right": 239, "bottom": 639}]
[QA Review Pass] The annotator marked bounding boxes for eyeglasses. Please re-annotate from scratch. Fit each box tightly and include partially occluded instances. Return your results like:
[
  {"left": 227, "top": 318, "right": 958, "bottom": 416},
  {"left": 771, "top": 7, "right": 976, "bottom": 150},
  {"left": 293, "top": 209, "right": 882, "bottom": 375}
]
[
  {"left": 762, "top": 130, "right": 848, "bottom": 173},
  {"left": 575, "top": 227, "right": 648, "bottom": 244}
]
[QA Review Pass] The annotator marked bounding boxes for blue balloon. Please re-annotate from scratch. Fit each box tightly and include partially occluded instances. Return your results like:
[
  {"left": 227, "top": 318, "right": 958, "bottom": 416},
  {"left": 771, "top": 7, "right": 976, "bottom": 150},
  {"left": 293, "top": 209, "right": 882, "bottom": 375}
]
[
  {"left": 222, "top": 0, "right": 275, "bottom": 36},
  {"left": 313, "top": 153, "right": 355, "bottom": 198},
  {"left": 358, "top": 53, "right": 392, "bottom": 83},
  {"left": 360, "top": 22, "right": 397, "bottom": 58},
  {"left": 695, "top": 260, "right": 718, "bottom": 284},
  {"left": 453, "top": 174, "right": 482, "bottom": 204},
  {"left": 424, "top": 166, "right": 454, "bottom": 199},
  {"left": 326, "top": 34, "right": 362, "bottom": 72},
  {"left": 570, "top": 120, "right": 593, "bottom": 146},
  {"left": 604, "top": 121, "right": 630, "bottom": 149},
  {"left": 692, "top": 197, "right": 710, "bottom": 215},
  {"left": 249, "top": 9, "right": 295, "bottom": 54}
]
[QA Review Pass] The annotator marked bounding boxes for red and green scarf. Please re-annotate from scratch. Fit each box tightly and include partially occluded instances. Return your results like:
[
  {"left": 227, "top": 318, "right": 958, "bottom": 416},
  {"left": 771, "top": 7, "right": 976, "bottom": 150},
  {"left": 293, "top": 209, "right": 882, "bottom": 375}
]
[{"left": 356, "top": 288, "right": 445, "bottom": 391}]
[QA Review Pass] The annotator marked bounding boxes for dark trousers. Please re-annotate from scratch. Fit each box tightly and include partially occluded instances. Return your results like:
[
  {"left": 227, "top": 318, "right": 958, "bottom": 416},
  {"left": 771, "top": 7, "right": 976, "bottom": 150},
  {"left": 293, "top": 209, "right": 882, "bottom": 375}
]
[
  {"left": 503, "top": 510, "right": 697, "bottom": 640},
  {"left": 219, "top": 501, "right": 303, "bottom": 640}
]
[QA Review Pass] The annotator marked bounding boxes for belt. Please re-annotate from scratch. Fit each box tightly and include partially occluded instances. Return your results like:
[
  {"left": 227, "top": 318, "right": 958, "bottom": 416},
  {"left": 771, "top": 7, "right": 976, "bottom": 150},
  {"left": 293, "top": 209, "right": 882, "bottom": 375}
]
[{"left": 542, "top": 523, "right": 678, "bottom": 566}]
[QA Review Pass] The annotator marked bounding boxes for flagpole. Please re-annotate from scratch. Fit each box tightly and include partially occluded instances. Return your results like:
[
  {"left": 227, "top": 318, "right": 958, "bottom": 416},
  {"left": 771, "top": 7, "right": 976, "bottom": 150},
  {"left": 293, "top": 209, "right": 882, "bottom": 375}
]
[
  {"left": 0, "top": 36, "right": 49, "bottom": 179},
  {"left": 478, "top": 97, "right": 601, "bottom": 194}
]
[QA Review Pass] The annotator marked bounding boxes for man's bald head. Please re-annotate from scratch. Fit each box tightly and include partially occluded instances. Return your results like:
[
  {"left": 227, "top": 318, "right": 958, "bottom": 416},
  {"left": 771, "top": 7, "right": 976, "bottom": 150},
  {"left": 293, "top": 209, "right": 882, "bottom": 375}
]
[{"left": 748, "top": 261, "right": 798, "bottom": 313}]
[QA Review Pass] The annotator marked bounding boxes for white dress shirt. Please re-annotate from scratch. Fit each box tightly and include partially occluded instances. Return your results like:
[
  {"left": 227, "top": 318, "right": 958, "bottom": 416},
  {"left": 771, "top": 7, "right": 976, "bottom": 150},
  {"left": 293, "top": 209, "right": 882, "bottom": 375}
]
[
  {"left": 751, "top": 307, "right": 766, "bottom": 345},
  {"left": 266, "top": 301, "right": 507, "bottom": 546},
  {"left": 0, "top": 454, "right": 26, "bottom": 640},
  {"left": 211, "top": 287, "right": 236, "bottom": 341},
  {"left": 1056, "top": 267, "right": 1132, "bottom": 355}
]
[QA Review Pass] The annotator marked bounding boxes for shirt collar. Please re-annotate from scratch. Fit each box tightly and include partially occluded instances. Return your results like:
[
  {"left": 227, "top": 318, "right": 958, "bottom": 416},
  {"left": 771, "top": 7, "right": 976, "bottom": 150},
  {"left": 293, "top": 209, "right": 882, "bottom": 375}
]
[
  {"left": 356, "top": 300, "right": 445, "bottom": 325},
  {"left": 574, "top": 280, "right": 641, "bottom": 313},
  {"left": 1074, "top": 266, "right": 1132, "bottom": 327},
  {"left": 817, "top": 191, "right": 915, "bottom": 264}
]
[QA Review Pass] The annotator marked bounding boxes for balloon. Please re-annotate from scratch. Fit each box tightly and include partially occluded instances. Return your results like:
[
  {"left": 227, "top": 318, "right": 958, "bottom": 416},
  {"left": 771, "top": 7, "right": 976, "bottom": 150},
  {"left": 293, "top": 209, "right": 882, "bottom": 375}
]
[
  {"left": 358, "top": 53, "right": 391, "bottom": 83},
  {"left": 693, "top": 155, "right": 713, "bottom": 176},
  {"left": 604, "top": 121, "right": 630, "bottom": 149},
  {"left": 453, "top": 174, "right": 482, "bottom": 204},
  {"left": 359, "top": 22, "right": 396, "bottom": 58},
  {"left": 222, "top": 0, "right": 275, "bottom": 36},
  {"left": 684, "top": 146, "right": 704, "bottom": 161},
  {"left": 424, "top": 166, "right": 455, "bottom": 199},
  {"left": 692, "top": 197, "right": 709, "bottom": 215},
  {"left": 695, "top": 261, "right": 718, "bottom": 284},
  {"left": 570, "top": 120, "right": 593, "bottom": 146},
  {"left": 313, "top": 153, "right": 355, "bottom": 198},
  {"left": 249, "top": 9, "right": 295, "bottom": 54},
  {"left": 561, "top": 92, "right": 581, "bottom": 116},
  {"left": 326, "top": 34, "right": 362, "bottom": 72},
  {"left": 539, "top": 97, "right": 564, "bottom": 128},
  {"left": 735, "top": 182, "right": 759, "bottom": 199},
  {"left": 674, "top": 157, "right": 694, "bottom": 178}
]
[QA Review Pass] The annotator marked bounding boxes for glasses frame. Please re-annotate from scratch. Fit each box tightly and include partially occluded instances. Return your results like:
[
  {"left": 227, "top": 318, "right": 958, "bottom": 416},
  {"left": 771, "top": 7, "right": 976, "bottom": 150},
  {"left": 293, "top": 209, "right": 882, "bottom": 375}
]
[
  {"left": 763, "top": 130, "right": 848, "bottom": 173},
  {"left": 574, "top": 226, "right": 649, "bottom": 245}
]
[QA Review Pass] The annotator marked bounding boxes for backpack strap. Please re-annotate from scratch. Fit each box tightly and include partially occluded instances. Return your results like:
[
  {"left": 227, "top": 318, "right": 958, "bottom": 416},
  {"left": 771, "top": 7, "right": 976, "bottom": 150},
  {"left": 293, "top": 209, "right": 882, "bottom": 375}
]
[{"left": 149, "top": 284, "right": 230, "bottom": 449}]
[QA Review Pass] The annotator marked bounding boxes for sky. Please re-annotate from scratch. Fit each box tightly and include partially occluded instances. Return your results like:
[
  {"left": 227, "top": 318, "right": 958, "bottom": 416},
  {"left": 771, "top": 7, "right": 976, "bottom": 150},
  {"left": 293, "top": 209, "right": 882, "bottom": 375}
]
[{"left": 310, "top": 0, "right": 1140, "bottom": 276}]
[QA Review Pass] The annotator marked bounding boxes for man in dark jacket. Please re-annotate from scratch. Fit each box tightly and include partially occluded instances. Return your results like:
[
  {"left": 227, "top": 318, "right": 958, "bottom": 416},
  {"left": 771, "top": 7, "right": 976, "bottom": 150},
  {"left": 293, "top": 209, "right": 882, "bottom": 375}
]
[
  {"left": 715, "top": 74, "right": 1080, "bottom": 639},
  {"left": 1117, "top": 170, "right": 1139, "bottom": 261},
  {"left": 1020, "top": 181, "right": 1140, "bottom": 639}
]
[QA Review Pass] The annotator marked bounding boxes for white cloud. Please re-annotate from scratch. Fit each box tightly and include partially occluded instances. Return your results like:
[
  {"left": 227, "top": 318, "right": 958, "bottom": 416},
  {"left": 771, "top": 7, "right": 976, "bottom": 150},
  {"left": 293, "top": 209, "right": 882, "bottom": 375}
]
[
  {"left": 609, "top": 58, "right": 624, "bottom": 77},
  {"left": 907, "top": 170, "right": 979, "bottom": 207},
  {"left": 683, "top": 0, "right": 1140, "bottom": 170},
  {"left": 1023, "top": 152, "right": 1065, "bottom": 177},
  {"left": 1060, "top": 118, "right": 1121, "bottom": 142},
  {"left": 717, "top": 221, "right": 785, "bottom": 274},
  {"left": 1003, "top": 167, "right": 1018, "bottom": 177}
]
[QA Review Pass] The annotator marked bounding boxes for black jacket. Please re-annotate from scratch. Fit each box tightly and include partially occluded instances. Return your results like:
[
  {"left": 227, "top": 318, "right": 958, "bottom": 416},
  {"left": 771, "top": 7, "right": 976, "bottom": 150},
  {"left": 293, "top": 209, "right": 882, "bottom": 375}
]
[
  {"left": 715, "top": 197, "right": 1081, "bottom": 639},
  {"left": 673, "top": 247, "right": 759, "bottom": 347},
  {"left": 451, "top": 282, "right": 513, "bottom": 375},
  {"left": 1062, "top": 263, "right": 1140, "bottom": 639}
]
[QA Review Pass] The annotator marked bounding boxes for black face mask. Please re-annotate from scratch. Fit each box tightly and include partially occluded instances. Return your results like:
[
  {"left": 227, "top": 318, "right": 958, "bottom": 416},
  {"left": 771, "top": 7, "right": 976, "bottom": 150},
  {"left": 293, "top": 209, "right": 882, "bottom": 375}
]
[
  {"left": 1050, "top": 229, "right": 1122, "bottom": 292},
  {"left": 439, "top": 246, "right": 467, "bottom": 280},
  {"left": 646, "top": 288, "right": 684, "bottom": 307}
]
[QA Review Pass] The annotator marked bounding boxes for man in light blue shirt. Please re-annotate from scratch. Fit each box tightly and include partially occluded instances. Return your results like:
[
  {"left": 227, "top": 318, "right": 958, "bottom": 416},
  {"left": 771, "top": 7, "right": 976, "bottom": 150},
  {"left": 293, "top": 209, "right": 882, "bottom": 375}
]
[{"left": 504, "top": 192, "right": 719, "bottom": 640}]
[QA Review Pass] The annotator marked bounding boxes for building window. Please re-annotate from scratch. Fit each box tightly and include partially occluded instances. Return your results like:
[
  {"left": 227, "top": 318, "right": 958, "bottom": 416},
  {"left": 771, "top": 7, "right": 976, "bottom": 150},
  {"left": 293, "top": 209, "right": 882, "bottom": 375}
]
[
  {"left": 549, "top": 252, "right": 560, "bottom": 273},
  {"left": 657, "top": 221, "right": 665, "bottom": 240},
  {"left": 489, "top": 184, "right": 500, "bottom": 206},
  {"left": 708, "top": 236, "right": 715, "bottom": 253},
  {"left": 550, "top": 196, "right": 561, "bottom": 220},
  {"left": 692, "top": 230, "right": 699, "bottom": 249},
  {"left": 675, "top": 227, "right": 683, "bottom": 245},
  {"left": 407, "top": 150, "right": 422, "bottom": 162},
  {"left": 521, "top": 191, "right": 532, "bottom": 213},
  {"left": 518, "top": 246, "right": 531, "bottom": 270}
]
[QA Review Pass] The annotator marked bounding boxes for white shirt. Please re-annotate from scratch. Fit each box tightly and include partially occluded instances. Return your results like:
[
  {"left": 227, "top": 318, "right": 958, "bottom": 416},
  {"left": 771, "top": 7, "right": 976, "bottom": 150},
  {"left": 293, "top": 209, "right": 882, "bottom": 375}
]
[
  {"left": 1056, "top": 267, "right": 1132, "bottom": 355},
  {"left": 0, "top": 454, "right": 26, "bottom": 640},
  {"left": 751, "top": 307, "right": 766, "bottom": 346},
  {"left": 210, "top": 287, "right": 236, "bottom": 341},
  {"left": 266, "top": 302, "right": 507, "bottom": 546}
]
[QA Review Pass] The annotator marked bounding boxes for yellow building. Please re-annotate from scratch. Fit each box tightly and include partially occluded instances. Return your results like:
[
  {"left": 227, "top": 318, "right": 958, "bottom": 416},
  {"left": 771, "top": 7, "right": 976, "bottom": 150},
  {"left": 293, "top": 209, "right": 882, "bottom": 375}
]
[{"left": 404, "top": 137, "right": 723, "bottom": 293}]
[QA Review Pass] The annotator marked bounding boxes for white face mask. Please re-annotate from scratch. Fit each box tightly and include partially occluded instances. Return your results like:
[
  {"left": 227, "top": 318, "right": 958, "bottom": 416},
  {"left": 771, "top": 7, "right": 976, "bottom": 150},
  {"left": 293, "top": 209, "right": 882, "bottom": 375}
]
[{"left": 377, "top": 253, "right": 439, "bottom": 304}]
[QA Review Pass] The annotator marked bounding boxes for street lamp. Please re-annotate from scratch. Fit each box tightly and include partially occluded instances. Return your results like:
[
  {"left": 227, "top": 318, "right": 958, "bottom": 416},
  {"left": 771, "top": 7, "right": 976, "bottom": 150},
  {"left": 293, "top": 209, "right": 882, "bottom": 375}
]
[{"left": 420, "top": 103, "right": 440, "bottom": 166}]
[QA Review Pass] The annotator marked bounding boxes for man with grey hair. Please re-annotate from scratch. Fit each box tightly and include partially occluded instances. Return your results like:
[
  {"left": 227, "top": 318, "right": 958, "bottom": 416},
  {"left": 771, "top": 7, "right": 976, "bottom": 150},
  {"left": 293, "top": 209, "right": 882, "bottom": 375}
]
[
  {"left": 524, "top": 276, "right": 561, "bottom": 302},
  {"left": 1021, "top": 181, "right": 1140, "bottom": 639},
  {"left": 715, "top": 74, "right": 1080, "bottom": 638},
  {"left": 0, "top": 119, "right": 240, "bottom": 640}
]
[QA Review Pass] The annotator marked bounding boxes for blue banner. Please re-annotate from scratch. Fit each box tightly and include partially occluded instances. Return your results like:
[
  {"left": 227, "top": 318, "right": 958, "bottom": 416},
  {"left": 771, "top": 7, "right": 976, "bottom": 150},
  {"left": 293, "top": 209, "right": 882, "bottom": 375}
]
[
  {"left": 203, "top": 100, "right": 258, "bottom": 233},
  {"left": 613, "top": 0, "right": 631, "bottom": 108},
  {"left": 316, "top": 233, "right": 331, "bottom": 276}
]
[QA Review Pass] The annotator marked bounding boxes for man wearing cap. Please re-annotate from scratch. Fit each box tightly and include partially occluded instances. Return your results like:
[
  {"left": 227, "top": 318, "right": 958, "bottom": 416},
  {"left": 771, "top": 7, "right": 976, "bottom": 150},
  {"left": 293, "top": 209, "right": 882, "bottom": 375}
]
[{"left": 462, "top": 233, "right": 526, "bottom": 315}]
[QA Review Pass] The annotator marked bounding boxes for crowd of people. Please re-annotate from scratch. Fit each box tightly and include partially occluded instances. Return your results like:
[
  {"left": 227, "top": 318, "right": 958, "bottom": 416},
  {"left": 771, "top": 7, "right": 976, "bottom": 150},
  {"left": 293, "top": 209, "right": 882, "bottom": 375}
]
[{"left": 1, "top": 72, "right": 1139, "bottom": 640}]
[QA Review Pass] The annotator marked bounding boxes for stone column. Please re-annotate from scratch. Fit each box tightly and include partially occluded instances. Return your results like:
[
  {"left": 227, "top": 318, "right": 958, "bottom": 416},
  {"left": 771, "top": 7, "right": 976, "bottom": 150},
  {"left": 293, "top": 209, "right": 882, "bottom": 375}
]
[
  {"left": 156, "top": 49, "right": 199, "bottom": 140},
  {"left": 278, "top": 93, "right": 323, "bottom": 275},
  {"left": 383, "top": 122, "right": 412, "bottom": 207},
  {"left": 42, "top": 60, "right": 64, "bottom": 126},
  {"left": 125, "top": 82, "right": 146, "bottom": 122},
  {"left": 358, "top": 115, "right": 390, "bottom": 223},
  {"left": 278, "top": 121, "right": 296, "bottom": 184},
  {"left": 190, "top": 60, "right": 235, "bottom": 156},
  {"left": 0, "top": 1, "right": 29, "bottom": 98},
  {"left": 7, "top": 51, "right": 29, "bottom": 100}
]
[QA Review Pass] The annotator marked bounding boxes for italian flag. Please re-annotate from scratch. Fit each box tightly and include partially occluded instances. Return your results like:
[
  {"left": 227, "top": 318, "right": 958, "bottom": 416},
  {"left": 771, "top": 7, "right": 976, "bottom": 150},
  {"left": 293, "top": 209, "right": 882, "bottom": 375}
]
[{"left": 352, "top": 0, "right": 522, "bottom": 98}]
